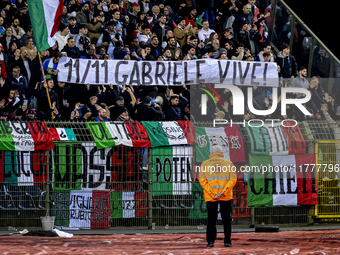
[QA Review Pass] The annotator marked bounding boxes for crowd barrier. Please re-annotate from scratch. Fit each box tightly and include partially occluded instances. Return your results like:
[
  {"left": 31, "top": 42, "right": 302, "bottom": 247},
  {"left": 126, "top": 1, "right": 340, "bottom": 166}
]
[{"left": 0, "top": 120, "right": 339, "bottom": 229}]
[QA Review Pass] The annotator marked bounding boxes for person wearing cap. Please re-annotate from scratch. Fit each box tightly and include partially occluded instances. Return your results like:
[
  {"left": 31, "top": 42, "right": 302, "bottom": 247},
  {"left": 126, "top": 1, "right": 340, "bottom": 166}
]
[
  {"left": 135, "top": 96, "right": 163, "bottom": 121},
  {"left": 174, "top": 17, "right": 195, "bottom": 47},
  {"left": 14, "top": 107, "right": 23, "bottom": 120},
  {"left": 79, "top": 106, "right": 92, "bottom": 122},
  {"left": 128, "top": 2, "right": 140, "bottom": 23},
  {"left": 97, "top": 19, "right": 122, "bottom": 59},
  {"left": 17, "top": 6, "right": 30, "bottom": 31},
  {"left": 56, "top": 23, "right": 70, "bottom": 52},
  {"left": 26, "top": 108, "right": 37, "bottom": 121},
  {"left": 145, "top": 10, "right": 154, "bottom": 24},
  {"left": 116, "top": 105, "right": 133, "bottom": 121},
  {"left": 199, "top": 145, "right": 237, "bottom": 248}
]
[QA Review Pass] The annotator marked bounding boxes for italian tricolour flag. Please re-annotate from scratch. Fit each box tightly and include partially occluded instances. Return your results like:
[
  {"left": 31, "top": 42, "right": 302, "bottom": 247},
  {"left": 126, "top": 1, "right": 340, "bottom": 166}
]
[
  {"left": 27, "top": 0, "right": 64, "bottom": 52},
  {"left": 248, "top": 154, "right": 318, "bottom": 206}
]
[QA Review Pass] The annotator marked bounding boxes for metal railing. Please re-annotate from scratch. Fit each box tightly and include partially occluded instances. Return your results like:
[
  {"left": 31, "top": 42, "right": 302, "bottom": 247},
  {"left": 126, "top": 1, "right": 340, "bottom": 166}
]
[
  {"left": 315, "top": 140, "right": 340, "bottom": 220},
  {"left": 0, "top": 119, "right": 340, "bottom": 229},
  {"left": 270, "top": 0, "right": 339, "bottom": 92}
]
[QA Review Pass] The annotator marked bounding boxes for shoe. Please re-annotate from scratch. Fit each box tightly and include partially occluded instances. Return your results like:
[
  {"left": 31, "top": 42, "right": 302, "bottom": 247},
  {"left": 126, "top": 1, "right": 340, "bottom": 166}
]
[
  {"left": 206, "top": 242, "right": 214, "bottom": 247},
  {"left": 224, "top": 243, "right": 233, "bottom": 247}
]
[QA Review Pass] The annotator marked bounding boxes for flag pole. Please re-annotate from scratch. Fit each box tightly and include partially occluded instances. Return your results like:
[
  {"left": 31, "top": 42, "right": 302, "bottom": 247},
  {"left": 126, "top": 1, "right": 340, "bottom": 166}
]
[{"left": 38, "top": 53, "right": 54, "bottom": 119}]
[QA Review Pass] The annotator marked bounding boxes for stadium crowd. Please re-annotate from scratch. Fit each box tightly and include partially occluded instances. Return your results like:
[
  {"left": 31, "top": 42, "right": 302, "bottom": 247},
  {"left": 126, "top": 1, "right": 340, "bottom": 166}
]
[{"left": 0, "top": 0, "right": 337, "bottom": 123}]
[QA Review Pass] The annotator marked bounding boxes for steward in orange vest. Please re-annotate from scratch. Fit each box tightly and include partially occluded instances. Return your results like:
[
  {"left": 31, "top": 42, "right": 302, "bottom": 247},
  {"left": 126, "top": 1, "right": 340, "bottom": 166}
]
[{"left": 198, "top": 145, "right": 237, "bottom": 248}]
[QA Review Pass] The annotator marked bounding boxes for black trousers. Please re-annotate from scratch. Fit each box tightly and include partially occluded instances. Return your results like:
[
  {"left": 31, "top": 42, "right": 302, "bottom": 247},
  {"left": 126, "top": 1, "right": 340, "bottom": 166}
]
[{"left": 206, "top": 200, "right": 232, "bottom": 244}]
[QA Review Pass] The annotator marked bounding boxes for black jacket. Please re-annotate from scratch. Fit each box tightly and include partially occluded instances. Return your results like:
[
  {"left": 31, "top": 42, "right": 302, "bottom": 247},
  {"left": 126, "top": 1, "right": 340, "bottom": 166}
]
[
  {"left": 37, "top": 88, "right": 59, "bottom": 113},
  {"left": 152, "top": 21, "right": 169, "bottom": 46},
  {"left": 8, "top": 75, "right": 28, "bottom": 96},
  {"left": 135, "top": 104, "right": 163, "bottom": 121},
  {"left": 233, "top": 10, "right": 252, "bottom": 36},
  {"left": 163, "top": 95, "right": 188, "bottom": 121},
  {"left": 150, "top": 44, "right": 163, "bottom": 59},
  {"left": 62, "top": 45, "right": 81, "bottom": 58},
  {"left": 0, "top": 35, "right": 21, "bottom": 51},
  {"left": 276, "top": 52, "right": 298, "bottom": 78}
]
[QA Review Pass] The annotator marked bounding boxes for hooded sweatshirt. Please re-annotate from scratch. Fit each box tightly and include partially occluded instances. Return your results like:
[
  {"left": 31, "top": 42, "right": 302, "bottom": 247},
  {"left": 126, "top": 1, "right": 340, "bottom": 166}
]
[{"left": 276, "top": 51, "right": 298, "bottom": 78}]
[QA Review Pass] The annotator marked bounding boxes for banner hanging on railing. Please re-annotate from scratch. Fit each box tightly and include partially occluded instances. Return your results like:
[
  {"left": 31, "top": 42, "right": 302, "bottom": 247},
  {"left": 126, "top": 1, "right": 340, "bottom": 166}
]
[
  {"left": 53, "top": 142, "right": 141, "bottom": 191},
  {"left": 0, "top": 121, "right": 53, "bottom": 151},
  {"left": 152, "top": 146, "right": 194, "bottom": 196},
  {"left": 53, "top": 190, "right": 111, "bottom": 229},
  {"left": 246, "top": 122, "right": 306, "bottom": 156},
  {"left": 194, "top": 125, "right": 245, "bottom": 163},
  {"left": 49, "top": 128, "right": 77, "bottom": 141},
  {"left": 58, "top": 57, "right": 278, "bottom": 87},
  {"left": 87, "top": 121, "right": 151, "bottom": 149},
  {"left": 247, "top": 154, "right": 318, "bottom": 206},
  {"left": 87, "top": 121, "right": 196, "bottom": 149},
  {"left": 0, "top": 150, "right": 48, "bottom": 185}
]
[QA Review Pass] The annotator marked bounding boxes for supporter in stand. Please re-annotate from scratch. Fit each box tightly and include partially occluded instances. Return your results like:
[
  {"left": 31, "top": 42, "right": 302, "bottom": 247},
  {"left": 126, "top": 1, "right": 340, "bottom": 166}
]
[{"left": 0, "top": 0, "right": 334, "bottom": 124}]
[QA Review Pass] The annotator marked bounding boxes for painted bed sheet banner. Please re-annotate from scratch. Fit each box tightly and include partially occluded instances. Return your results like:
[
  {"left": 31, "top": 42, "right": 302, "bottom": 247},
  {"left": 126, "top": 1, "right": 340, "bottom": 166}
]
[
  {"left": 152, "top": 146, "right": 194, "bottom": 196},
  {"left": 49, "top": 128, "right": 77, "bottom": 141},
  {"left": 0, "top": 150, "right": 48, "bottom": 185},
  {"left": 52, "top": 142, "right": 146, "bottom": 229},
  {"left": 0, "top": 121, "right": 53, "bottom": 151},
  {"left": 52, "top": 190, "right": 147, "bottom": 229},
  {"left": 58, "top": 57, "right": 278, "bottom": 87},
  {"left": 194, "top": 125, "right": 245, "bottom": 163},
  {"left": 88, "top": 121, "right": 196, "bottom": 149},
  {"left": 246, "top": 122, "right": 306, "bottom": 156},
  {"left": 247, "top": 154, "right": 318, "bottom": 206},
  {"left": 52, "top": 142, "right": 141, "bottom": 191},
  {"left": 52, "top": 190, "right": 111, "bottom": 229}
]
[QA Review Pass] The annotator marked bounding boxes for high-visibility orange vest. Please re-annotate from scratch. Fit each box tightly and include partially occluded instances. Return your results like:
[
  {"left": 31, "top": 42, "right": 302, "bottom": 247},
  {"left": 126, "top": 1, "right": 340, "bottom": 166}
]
[{"left": 198, "top": 152, "right": 237, "bottom": 202}]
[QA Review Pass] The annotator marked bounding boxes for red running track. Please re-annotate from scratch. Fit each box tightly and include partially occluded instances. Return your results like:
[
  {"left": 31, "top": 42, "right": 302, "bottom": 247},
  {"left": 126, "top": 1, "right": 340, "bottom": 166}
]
[{"left": 1, "top": 230, "right": 340, "bottom": 254}]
